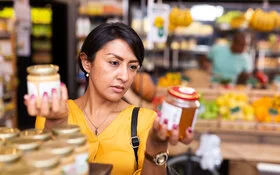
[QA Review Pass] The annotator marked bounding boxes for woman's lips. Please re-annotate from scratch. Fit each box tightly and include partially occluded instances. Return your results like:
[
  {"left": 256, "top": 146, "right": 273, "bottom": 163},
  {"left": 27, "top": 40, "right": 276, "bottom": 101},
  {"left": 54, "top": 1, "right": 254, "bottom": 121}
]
[{"left": 112, "top": 86, "right": 124, "bottom": 93}]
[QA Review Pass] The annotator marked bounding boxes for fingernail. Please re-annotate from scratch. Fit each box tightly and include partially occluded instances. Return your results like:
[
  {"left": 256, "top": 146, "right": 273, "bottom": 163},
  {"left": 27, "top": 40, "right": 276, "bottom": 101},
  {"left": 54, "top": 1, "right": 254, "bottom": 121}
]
[
  {"left": 60, "top": 82, "right": 65, "bottom": 86},
  {"left": 164, "top": 119, "right": 168, "bottom": 125},
  {"left": 173, "top": 124, "right": 178, "bottom": 130},
  {"left": 157, "top": 111, "right": 161, "bottom": 118},
  {"left": 30, "top": 94, "right": 35, "bottom": 99},
  {"left": 51, "top": 88, "right": 56, "bottom": 94},
  {"left": 43, "top": 92, "right": 48, "bottom": 97},
  {"left": 188, "top": 127, "right": 192, "bottom": 133}
]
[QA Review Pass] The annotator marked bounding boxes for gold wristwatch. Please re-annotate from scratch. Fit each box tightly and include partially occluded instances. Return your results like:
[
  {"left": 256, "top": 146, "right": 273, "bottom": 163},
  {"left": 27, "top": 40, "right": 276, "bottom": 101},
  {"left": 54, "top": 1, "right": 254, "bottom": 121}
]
[{"left": 145, "top": 152, "right": 168, "bottom": 166}]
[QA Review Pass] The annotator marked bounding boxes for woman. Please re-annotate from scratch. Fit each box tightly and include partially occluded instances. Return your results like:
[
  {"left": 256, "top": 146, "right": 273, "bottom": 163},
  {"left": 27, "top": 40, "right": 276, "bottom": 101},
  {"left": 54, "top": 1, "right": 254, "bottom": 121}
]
[{"left": 24, "top": 22, "right": 193, "bottom": 175}]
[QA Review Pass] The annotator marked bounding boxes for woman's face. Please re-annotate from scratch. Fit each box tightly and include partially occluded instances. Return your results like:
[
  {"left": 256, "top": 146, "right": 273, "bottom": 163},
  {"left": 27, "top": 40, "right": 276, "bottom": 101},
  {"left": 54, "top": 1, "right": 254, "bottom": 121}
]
[{"left": 88, "top": 39, "right": 140, "bottom": 101}]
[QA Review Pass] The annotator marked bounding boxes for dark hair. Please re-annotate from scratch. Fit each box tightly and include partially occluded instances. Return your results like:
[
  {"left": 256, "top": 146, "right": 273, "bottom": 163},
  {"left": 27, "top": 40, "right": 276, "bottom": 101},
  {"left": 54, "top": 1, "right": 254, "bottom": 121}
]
[{"left": 79, "top": 22, "right": 144, "bottom": 74}]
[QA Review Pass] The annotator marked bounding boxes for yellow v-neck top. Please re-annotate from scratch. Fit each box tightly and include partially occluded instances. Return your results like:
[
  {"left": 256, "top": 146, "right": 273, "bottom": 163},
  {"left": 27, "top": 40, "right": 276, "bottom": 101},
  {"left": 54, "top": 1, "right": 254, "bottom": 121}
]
[{"left": 35, "top": 100, "right": 156, "bottom": 175}]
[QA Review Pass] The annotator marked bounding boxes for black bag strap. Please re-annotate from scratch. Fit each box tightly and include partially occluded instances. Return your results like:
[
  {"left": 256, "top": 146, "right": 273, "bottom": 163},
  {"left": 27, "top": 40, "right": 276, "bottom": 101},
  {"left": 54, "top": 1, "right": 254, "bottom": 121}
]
[{"left": 131, "top": 107, "right": 140, "bottom": 167}]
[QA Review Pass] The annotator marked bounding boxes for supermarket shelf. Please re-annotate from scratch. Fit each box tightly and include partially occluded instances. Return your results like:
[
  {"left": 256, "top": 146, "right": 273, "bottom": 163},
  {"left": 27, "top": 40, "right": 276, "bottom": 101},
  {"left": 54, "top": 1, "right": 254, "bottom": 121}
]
[{"left": 79, "top": 13, "right": 123, "bottom": 19}]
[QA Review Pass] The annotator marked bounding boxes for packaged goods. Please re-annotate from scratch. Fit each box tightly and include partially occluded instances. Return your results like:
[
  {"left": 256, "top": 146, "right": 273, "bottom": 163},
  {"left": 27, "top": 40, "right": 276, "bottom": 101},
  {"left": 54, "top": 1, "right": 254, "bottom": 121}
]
[
  {"left": 52, "top": 124, "right": 81, "bottom": 136},
  {"left": 0, "top": 127, "right": 20, "bottom": 139},
  {"left": 0, "top": 146, "right": 22, "bottom": 163},
  {"left": 41, "top": 139, "right": 76, "bottom": 175},
  {"left": 160, "top": 86, "right": 200, "bottom": 139},
  {"left": 7, "top": 137, "right": 41, "bottom": 152},
  {"left": 26, "top": 64, "right": 61, "bottom": 108},
  {"left": 20, "top": 128, "right": 52, "bottom": 141},
  {"left": 62, "top": 133, "right": 89, "bottom": 175},
  {"left": 1, "top": 161, "right": 42, "bottom": 175},
  {"left": 23, "top": 150, "right": 61, "bottom": 175}
]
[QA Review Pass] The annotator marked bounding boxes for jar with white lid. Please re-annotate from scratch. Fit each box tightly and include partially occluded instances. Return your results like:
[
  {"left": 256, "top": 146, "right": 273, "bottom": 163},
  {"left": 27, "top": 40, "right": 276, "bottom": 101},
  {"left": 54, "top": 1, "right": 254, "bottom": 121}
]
[
  {"left": 20, "top": 128, "right": 52, "bottom": 141},
  {"left": 27, "top": 64, "right": 61, "bottom": 108},
  {"left": 41, "top": 139, "right": 76, "bottom": 175},
  {"left": 1, "top": 160, "right": 42, "bottom": 175},
  {"left": 0, "top": 127, "right": 20, "bottom": 140},
  {"left": 62, "top": 133, "right": 89, "bottom": 175},
  {"left": 52, "top": 124, "right": 81, "bottom": 136},
  {"left": 7, "top": 137, "right": 41, "bottom": 152},
  {"left": 0, "top": 146, "right": 22, "bottom": 164},
  {"left": 160, "top": 86, "right": 200, "bottom": 139},
  {"left": 23, "top": 150, "right": 61, "bottom": 175}
]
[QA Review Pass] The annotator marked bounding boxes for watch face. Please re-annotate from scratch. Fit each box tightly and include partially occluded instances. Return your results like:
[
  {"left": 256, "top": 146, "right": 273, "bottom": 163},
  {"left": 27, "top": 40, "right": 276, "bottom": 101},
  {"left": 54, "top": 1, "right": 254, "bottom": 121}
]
[{"left": 155, "top": 152, "right": 168, "bottom": 166}]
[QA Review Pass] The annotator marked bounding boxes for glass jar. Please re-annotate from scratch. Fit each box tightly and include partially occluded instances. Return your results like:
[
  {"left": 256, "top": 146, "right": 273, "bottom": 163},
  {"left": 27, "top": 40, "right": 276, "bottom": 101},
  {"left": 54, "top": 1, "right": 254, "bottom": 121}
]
[
  {"left": 160, "top": 86, "right": 200, "bottom": 139},
  {"left": 23, "top": 150, "right": 61, "bottom": 175},
  {"left": 1, "top": 160, "right": 42, "bottom": 175},
  {"left": 26, "top": 64, "right": 61, "bottom": 108},
  {"left": 52, "top": 124, "right": 81, "bottom": 136},
  {"left": 0, "top": 127, "right": 20, "bottom": 140},
  {"left": 62, "top": 133, "right": 89, "bottom": 175},
  {"left": 7, "top": 138, "right": 41, "bottom": 152},
  {"left": 0, "top": 146, "right": 22, "bottom": 163},
  {"left": 20, "top": 128, "right": 52, "bottom": 141},
  {"left": 41, "top": 139, "right": 76, "bottom": 175}
]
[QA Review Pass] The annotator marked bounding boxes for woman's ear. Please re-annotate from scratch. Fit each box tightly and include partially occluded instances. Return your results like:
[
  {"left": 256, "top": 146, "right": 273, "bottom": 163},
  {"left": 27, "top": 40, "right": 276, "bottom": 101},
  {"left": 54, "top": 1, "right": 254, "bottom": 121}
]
[{"left": 80, "top": 52, "right": 91, "bottom": 73}]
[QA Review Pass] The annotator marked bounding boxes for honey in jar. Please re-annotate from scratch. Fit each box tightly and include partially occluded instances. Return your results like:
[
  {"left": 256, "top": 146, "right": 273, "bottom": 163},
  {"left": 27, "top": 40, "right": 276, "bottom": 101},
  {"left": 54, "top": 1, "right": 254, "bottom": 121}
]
[
  {"left": 160, "top": 86, "right": 200, "bottom": 139},
  {"left": 26, "top": 64, "right": 61, "bottom": 108}
]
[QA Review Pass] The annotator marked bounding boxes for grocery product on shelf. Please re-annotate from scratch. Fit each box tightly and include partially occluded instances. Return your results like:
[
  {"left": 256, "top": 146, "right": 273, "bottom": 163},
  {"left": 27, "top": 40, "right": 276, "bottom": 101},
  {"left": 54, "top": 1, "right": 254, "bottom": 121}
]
[
  {"left": 249, "top": 9, "right": 278, "bottom": 32},
  {"left": 169, "top": 7, "right": 193, "bottom": 32}
]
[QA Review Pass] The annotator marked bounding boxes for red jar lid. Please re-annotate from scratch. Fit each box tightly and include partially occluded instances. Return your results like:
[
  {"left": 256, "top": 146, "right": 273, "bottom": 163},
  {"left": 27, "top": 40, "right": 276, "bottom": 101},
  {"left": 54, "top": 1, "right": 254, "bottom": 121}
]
[{"left": 168, "top": 86, "right": 200, "bottom": 100}]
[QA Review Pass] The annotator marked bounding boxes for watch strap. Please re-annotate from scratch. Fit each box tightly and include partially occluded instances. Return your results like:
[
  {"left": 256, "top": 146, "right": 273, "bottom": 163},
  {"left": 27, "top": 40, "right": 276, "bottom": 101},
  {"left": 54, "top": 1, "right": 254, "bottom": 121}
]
[{"left": 145, "top": 152, "right": 168, "bottom": 166}]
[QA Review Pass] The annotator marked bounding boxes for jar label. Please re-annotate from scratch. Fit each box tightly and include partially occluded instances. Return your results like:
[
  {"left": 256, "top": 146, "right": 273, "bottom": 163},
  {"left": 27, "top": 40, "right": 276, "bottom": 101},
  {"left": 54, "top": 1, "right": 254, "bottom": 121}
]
[
  {"left": 160, "top": 101, "right": 182, "bottom": 130},
  {"left": 75, "top": 153, "right": 89, "bottom": 174},
  {"left": 27, "top": 81, "right": 60, "bottom": 98}
]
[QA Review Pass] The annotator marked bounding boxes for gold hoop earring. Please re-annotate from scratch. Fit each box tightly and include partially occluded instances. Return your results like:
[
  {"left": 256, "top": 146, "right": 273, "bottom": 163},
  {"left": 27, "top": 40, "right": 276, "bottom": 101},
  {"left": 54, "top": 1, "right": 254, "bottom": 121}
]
[{"left": 86, "top": 73, "right": 89, "bottom": 77}]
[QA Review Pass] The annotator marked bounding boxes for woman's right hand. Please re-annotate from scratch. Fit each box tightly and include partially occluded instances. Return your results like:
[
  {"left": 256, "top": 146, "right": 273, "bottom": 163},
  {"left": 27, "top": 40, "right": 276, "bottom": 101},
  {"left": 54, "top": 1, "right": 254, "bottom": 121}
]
[{"left": 24, "top": 82, "right": 69, "bottom": 119}]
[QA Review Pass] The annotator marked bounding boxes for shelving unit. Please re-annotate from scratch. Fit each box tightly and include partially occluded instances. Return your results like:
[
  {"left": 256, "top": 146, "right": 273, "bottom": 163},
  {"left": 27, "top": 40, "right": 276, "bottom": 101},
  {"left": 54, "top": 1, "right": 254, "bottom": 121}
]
[
  {"left": 0, "top": 16, "right": 17, "bottom": 127},
  {"left": 31, "top": 7, "right": 52, "bottom": 64}
]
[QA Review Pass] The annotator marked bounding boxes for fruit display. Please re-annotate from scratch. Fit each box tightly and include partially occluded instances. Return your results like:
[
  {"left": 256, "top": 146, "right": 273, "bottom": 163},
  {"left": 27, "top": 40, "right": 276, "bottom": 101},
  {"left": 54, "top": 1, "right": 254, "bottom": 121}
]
[
  {"left": 252, "top": 96, "right": 280, "bottom": 123},
  {"left": 79, "top": 1, "right": 123, "bottom": 16},
  {"left": 199, "top": 94, "right": 219, "bottom": 120},
  {"left": 216, "top": 92, "right": 255, "bottom": 121},
  {"left": 157, "top": 72, "right": 181, "bottom": 87},
  {"left": 230, "top": 14, "right": 247, "bottom": 29},
  {"left": 169, "top": 7, "right": 192, "bottom": 32},
  {"left": 216, "top": 10, "right": 243, "bottom": 24},
  {"left": 249, "top": 9, "right": 278, "bottom": 32}
]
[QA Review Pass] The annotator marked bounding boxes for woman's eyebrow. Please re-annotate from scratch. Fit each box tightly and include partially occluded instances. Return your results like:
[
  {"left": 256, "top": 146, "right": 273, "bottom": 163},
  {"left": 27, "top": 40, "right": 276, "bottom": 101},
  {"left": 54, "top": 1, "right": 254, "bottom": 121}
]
[{"left": 106, "top": 53, "right": 139, "bottom": 63}]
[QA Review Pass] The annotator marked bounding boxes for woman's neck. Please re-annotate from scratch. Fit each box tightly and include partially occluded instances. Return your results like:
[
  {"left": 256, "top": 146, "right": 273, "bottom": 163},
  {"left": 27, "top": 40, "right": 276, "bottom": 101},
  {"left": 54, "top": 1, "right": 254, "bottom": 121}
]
[{"left": 82, "top": 89, "right": 120, "bottom": 115}]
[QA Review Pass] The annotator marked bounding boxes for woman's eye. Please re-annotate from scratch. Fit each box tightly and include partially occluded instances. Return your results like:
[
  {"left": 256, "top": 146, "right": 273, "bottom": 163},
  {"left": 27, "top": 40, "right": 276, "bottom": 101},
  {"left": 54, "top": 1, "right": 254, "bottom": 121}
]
[
  {"left": 129, "top": 65, "right": 139, "bottom": 71},
  {"left": 109, "top": 61, "right": 119, "bottom": 66}
]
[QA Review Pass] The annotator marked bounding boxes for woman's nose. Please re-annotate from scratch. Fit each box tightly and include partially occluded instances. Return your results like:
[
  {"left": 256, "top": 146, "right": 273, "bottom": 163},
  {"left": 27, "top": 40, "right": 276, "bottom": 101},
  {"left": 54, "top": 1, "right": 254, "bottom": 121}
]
[{"left": 117, "top": 66, "right": 129, "bottom": 82}]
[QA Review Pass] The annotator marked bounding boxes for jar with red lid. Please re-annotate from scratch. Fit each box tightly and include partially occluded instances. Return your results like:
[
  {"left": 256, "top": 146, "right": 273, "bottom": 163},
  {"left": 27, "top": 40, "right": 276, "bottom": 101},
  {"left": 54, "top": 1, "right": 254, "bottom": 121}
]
[{"left": 160, "top": 86, "right": 200, "bottom": 139}]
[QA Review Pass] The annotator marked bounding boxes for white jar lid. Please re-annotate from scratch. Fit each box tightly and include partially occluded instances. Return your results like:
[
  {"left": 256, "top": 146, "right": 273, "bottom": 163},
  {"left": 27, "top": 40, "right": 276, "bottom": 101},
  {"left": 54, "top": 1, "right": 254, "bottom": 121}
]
[
  {"left": 8, "top": 138, "right": 41, "bottom": 151},
  {"left": 41, "top": 139, "right": 74, "bottom": 156},
  {"left": 23, "top": 150, "right": 60, "bottom": 169},
  {"left": 20, "top": 128, "right": 52, "bottom": 141},
  {"left": 60, "top": 133, "right": 87, "bottom": 145},
  {"left": 52, "top": 124, "right": 81, "bottom": 135},
  {"left": 0, "top": 127, "right": 20, "bottom": 139},
  {"left": 0, "top": 146, "right": 22, "bottom": 162}
]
